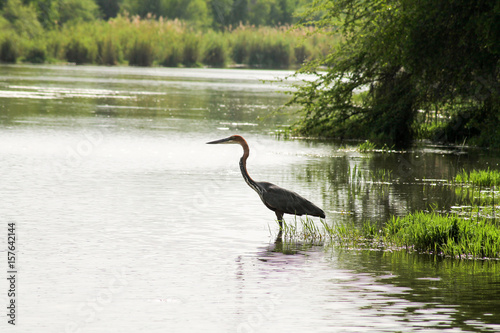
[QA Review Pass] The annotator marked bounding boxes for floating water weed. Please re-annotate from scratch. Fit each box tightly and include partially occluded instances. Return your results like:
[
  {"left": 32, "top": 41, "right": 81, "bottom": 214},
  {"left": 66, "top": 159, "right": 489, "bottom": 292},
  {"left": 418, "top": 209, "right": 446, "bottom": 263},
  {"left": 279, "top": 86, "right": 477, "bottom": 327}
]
[
  {"left": 279, "top": 168, "right": 500, "bottom": 259},
  {"left": 329, "top": 221, "right": 383, "bottom": 249},
  {"left": 357, "top": 140, "right": 377, "bottom": 152},
  {"left": 452, "top": 168, "right": 499, "bottom": 223},
  {"left": 357, "top": 140, "right": 395, "bottom": 153}
]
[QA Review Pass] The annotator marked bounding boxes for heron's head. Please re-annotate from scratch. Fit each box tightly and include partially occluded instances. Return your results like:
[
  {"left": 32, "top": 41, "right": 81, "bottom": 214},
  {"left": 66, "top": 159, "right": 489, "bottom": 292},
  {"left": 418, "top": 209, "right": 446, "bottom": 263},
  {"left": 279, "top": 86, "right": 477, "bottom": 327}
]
[{"left": 206, "top": 135, "right": 245, "bottom": 145}]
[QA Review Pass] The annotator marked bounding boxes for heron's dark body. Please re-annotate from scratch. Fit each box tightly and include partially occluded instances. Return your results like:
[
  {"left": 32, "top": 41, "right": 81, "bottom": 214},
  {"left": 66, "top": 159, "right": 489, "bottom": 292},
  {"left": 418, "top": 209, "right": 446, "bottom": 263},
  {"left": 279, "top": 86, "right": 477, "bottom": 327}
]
[
  {"left": 208, "top": 135, "right": 325, "bottom": 225},
  {"left": 239, "top": 157, "right": 325, "bottom": 220}
]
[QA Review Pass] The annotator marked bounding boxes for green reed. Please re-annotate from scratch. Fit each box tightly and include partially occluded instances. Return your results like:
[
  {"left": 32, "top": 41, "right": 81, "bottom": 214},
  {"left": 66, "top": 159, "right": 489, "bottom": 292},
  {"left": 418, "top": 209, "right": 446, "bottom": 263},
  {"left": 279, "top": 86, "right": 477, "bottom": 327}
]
[
  {"left": 275, "top": 213, "right": 500, "bottom": 258},
  {"left": 452, "top": 168, "right": 499, "bottom": 222},
  {"left": 1, "top": 15, "right": 337, "bottom": 68},
  {"left": 270, "top": 209, "right": 500, "bottom": 259},
  {"left": 332, "top": 212, "right": 500, "bottom": 259},
  {"left": 328, "top": 221, "right": 382, "bottom": 249},
  {"left": 275, "top": 217, "right": 325, "bottom": 246},
  {"left": 454, "top": 186, "right": 499, "bottom": 207},
  {"left": 357, "top": 140, "right": 377, "bottom": 152},
  {"left": 269, "top": 168, "right": 500, "bottom": 259},
  {"left": 346, "top": 164, "right": 393, "bottom": 184},
  {"left": 384, "top": 212, "right": 500, "bottom": 258},
  {"left": 357, "top": 140, "right": 395, "bottom": 153},
  {"left": 455, "top": 168, "right": 500, "bottom": 187}
]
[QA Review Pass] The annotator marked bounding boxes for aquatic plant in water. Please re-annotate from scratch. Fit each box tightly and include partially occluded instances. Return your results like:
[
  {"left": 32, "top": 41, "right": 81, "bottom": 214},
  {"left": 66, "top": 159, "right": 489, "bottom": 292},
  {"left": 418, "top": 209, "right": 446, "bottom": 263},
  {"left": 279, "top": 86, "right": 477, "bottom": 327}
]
[
  {"left": 383, "top": 212, "right": 500, "bottom": 258},
  {"left": 455, "top": 168, "right": 500, "bottom": 187},
  {"left": 280, "top": 212, "right": 500, "bottom": 259},
  {"left": 275, "top": 217, "right": 325, "bottom": 246},
  {"left": 331, "top": 212, "right": 500, "bottom": 259}
]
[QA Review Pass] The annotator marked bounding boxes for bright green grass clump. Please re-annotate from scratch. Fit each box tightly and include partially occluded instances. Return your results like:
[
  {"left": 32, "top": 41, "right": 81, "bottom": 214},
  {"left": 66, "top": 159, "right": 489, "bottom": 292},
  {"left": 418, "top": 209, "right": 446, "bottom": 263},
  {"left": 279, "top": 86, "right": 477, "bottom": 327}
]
[
  {"left": 357, "top": 140, "right": 377, "bottom": 152},
  {"left": 455, "top": 168, "right": 500, "bottom": 187},
  {"left": 383, "top": 212, "right": 500, "bottom": 258},
  {"left": 319, "top": 212, "right": 500, "bottom": 259},
  {"left": 272, "top": 212, "right": 500, "bottom": 259}
]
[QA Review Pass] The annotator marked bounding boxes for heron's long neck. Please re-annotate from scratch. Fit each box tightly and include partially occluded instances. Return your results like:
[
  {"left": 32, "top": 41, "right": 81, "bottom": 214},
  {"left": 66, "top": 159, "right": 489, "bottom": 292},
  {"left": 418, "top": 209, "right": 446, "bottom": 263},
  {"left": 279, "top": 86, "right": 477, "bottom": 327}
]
[{"left": 239, "top": 142, "right": 262, "bottom": 194}]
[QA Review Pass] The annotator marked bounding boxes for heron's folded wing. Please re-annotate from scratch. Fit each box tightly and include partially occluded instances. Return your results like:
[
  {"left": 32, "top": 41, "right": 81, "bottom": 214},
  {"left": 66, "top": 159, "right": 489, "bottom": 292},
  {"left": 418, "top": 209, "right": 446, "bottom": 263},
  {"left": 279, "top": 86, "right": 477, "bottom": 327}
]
[{"left": 261, "top": 183, "right": 325, "bottom": 218}]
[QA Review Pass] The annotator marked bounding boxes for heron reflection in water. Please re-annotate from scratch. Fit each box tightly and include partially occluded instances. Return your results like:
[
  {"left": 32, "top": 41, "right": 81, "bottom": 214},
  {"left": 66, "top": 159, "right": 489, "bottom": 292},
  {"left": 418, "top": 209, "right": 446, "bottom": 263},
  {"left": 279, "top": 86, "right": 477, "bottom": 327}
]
[{"left": 207, "top": 135, "right": 325, "bottom": 234}]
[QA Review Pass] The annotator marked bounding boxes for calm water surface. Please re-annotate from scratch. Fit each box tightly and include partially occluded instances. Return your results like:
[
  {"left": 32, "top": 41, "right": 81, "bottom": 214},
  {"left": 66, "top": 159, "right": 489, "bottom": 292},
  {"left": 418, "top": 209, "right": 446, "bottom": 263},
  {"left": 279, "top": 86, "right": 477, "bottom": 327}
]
[{"left": 1, "top": 65, "right": 500, "bottom": 332}]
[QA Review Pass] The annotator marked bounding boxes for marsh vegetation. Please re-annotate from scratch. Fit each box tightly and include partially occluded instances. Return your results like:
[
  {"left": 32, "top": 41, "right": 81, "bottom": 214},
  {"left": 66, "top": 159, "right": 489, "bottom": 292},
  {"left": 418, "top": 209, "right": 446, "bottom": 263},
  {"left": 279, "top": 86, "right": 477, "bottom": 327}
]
[
  {"left": 282, "top": 166, "right": 500, "bottom": 259},
  {"left": 0, "top": 0, "right": 336, "bottom": 68}
]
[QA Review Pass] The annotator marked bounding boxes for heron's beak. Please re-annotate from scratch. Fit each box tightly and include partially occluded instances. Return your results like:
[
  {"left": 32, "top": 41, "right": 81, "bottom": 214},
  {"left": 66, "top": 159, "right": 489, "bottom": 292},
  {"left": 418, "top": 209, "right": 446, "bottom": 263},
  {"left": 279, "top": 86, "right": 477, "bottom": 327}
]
[{"left": 206, "top": 137, "right": 234, "bottom": 144}]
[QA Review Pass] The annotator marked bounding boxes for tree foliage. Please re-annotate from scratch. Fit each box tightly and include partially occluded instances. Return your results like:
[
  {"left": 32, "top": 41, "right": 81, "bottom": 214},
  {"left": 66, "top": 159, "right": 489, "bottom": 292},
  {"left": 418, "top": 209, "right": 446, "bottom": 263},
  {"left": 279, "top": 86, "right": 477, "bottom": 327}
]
[
  {"left": 3, "top": 0, "right": 42, "bottom": 38},
  {"left": 289, "top": 0, "right": 500, "bottom": 147},
  {"left": 2, "top": 0, "right": 312, "bottom": 31},
  {"left": 58, "top": 0, "right": 99, "bottom": 24},
  {"left": 119, "top": 0, "right": 310, "bottom": 28},
  {"left": 96, "top": 0, "right": 122, "bottom": 20}
]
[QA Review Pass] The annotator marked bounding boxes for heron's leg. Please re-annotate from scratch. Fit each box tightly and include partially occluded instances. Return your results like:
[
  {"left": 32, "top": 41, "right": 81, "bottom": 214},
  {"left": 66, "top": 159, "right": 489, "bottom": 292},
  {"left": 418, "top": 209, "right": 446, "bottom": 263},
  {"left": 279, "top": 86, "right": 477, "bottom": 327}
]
[
  {"left": 275, "top": 229, "right": 283, "bottom": 243},
  {"left": 275, "top": 211, "right": 284, "bottom": 230}
]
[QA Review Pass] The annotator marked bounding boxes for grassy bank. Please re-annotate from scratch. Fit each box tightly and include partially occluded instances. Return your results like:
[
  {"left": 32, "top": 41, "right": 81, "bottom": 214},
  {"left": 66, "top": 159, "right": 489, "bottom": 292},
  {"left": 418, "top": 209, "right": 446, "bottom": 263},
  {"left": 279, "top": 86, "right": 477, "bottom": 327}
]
[
  {"left": 334, "top": 168, "right": 500, "bottom": 259},
  {"left": 382, "top": 212, "right": 499, "bottom": 258},
  {"left": 282, "top": 168, "right": 500, "bottom": 259},
  {"left": 0, "top": 15, "right": 336, "bottom": 68},
  {"left": 285, "top": 212, "right": 500, "bottom": 259}
]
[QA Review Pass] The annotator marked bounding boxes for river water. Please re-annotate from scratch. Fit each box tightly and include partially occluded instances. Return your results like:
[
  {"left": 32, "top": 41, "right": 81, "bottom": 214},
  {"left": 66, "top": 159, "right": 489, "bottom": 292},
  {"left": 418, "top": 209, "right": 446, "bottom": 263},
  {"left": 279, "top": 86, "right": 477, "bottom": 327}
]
[{"left": 1, "top": 65, "right": 499, "bottom": 332}]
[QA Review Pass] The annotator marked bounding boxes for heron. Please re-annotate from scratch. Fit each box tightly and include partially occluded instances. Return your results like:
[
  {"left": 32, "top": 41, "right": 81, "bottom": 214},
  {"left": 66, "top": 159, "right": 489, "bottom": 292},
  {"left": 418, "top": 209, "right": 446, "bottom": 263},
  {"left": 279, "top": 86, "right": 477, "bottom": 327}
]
[{"left": 207, "top": 135, "right": 325, "bottom": 229}]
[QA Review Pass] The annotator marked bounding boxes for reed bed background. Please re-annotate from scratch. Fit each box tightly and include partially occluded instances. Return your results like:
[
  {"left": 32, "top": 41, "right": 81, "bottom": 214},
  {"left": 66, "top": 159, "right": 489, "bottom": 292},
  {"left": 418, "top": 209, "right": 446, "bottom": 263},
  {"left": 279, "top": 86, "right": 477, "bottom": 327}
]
[{"left": 0, "top": 15, "right": 337, "bottom": 68}]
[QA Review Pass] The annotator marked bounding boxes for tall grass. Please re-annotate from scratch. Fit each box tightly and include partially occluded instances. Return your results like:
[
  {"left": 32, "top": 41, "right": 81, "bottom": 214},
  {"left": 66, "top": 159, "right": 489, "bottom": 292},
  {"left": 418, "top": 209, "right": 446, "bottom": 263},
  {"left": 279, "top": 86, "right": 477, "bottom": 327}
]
[
  {"left": 279, "top": 211, "right": 500, "bottom": 259},
  {"left": 269, "top": 168, "right": 500, "bottom": 259},
  {"left": 344, "top": 164, "right": 393, "bottom": 184},
  {"left": 0, "top": 37, "right": 19, "bottom": 63},
  {"left": 357, "top": 140, "right": 377, "bottom": 152},
  {"left": 202, "top": 31, "right": 227, "bottom": 67},
  {"left": 24, "top": 40, "right": 47, "bottom": 63},
  {"left": 331, "top": 212, "right": 500, "bottom": 259},
  {"left": 455, "top": 168, "right": 500, "bottom": 187},
  {"left": 383, "top": 212, "right": 500, "bottom": 258},
  {"left": 454, "top": 186, "right": 498, "bottom": 207},
  {"left": 128, "top": 37, "right": 154, "bottom": 66},
  {"left": 96, "top": 36, "right": 122, "bottom": 65},
  {"left": 0, "top": 15, "right": 337, "bottom": 68},
  {"left": 277, "top": 217, "right": 325, "bottom": 245},
  {"left": 182, "top": 32, "right": 201, "bottom": 67},
  {"left": 357, "top": 140, "right": 395, "bottom": 153},
  {"left": 65, "top": 36, "right": 97, "bottom": 64}
]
